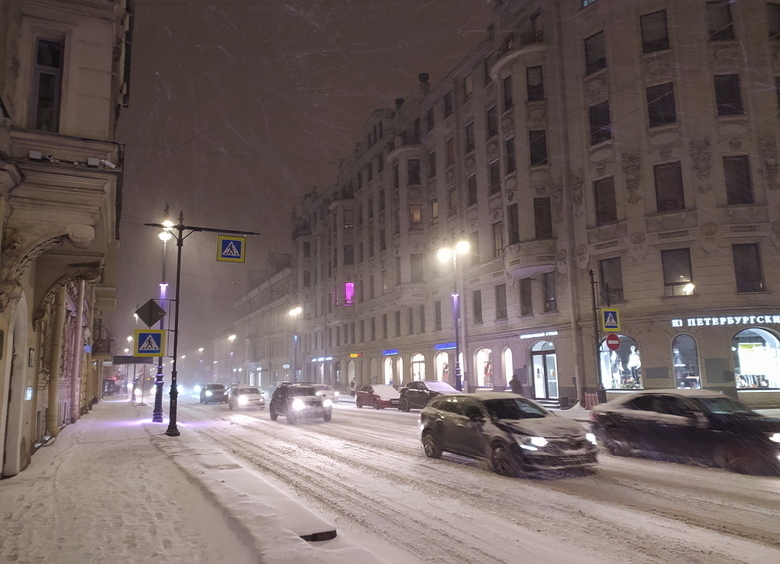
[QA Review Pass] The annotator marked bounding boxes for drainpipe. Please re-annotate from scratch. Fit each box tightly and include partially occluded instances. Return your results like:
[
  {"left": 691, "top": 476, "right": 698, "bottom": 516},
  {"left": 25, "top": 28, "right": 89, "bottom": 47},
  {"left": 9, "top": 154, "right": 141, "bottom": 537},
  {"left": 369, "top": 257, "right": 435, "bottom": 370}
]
[
  {"left": 46, "top": 287, "right": 67, "bottom": 437},
  {"left": 70, "top": 280, "right": 86, "bottom": 421}
]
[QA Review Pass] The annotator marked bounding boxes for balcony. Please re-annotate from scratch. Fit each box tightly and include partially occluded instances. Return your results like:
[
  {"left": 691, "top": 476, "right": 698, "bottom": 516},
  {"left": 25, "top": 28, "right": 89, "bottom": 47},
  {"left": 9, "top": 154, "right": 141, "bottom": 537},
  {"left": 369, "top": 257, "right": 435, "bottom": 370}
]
[
  {"left": 504, "top": 239, "right": 557, "bottom": 279},
  {"left": 491, "top": 32, "right": 547, "bottom": 81}
]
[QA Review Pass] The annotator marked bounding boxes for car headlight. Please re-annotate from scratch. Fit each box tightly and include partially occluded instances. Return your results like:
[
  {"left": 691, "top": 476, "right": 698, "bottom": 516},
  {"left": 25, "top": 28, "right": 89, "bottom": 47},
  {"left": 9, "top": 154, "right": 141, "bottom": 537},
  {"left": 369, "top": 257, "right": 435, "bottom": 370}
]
[
  {"left": 134, "top": 388, "right": 141, "bottom": 397},
  {"left": 768, "top": 433, "right": 780, "bottom": 444},
  {"left": 586, "top": 432, "right": 598, "bottom": 445},
  {"left": 334, "top": 391, "right": 339, "bottom": 397},
  {"left": 205, "top": 390, "right": 212, "bottom": 397},
  {"left": 323, "top": 399, "right": 333, "bottom": 408},
  {"left": 516, "top": 435, "right": 548, "bottom": 451},
  {"left": 292, "top": 398, "right": 306, "bottom": 411},
  {"left": 238, "top": 395, "right": 248, "bottom": 405},
  {"left": 194, "top": 385, "right": 202, "bottom": 394}
]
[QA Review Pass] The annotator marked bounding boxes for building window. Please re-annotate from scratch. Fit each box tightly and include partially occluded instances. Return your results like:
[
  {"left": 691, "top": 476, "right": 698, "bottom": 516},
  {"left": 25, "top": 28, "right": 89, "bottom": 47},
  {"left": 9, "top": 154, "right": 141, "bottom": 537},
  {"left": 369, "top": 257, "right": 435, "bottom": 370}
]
[
  {"left": 463, "top": 74, "right": 473, "bottom": 101},
  {"left": 469, "top": 231, "right": 479, "bottom": 266},
  {"left": 408, "top": 159, "right": 421, "bottom": 185},
  {"left": 654, "top": 162, "right": 685, "bottom": 212},
  {"left": 344, "top": 245, "right": 354, "bottom": 265},
  {"left": 434, "top": 301, "right": 442, "bottom": 331},
  {"left": 531, "top": 11, "right": 543, "bottom": 42},
  {"left": 543, "top": 272, "right": 556, "bottom": 312},
  {"left": 371, "top": 317, "right": 376, "bottom": 341},
  {"left": 409, "top": 204, "right": 422, "bottom": 229},
  {"left": 672, "top": 334, "right": 701, "bottom": 389},
  {"left": 527, "top": 66, "right": 544, "bottom": 101},
  {"left": 381, "top": 313, "right": 388, "bottom": 339},
  {"left": 599, "top": 257, "right": 624, "bottom": 304},
  {"left": 368, "top": 235, "right": 374, "bottom": 258},
  {"left": 428, "top": 151, "right": 436, "bottom": 178},
  {"left": 647, "top": 82, "right": 677, "bottom": 127},
  {"left": 483, "top": 53, "right": 496, "bottom": 85},
  {"left": 344, "top": 209, "right": 354, "bottom": 229},
  {"left": 31, "top": 38, "right": 63, "bottom": 132},
  {"left": 492, "top": 221, "right": 504, "bottom": 258},
  {"left": 430, "top": 197, "right": 439, "bottom": 220},
  {"left": 507, "top": 203, "right": 520, "bottom": 245},
  {"left": 640, "top": 10, "right": 670, "bottom": 53},
  {"left": 465, "top": 122, "right": 475, "bottom": 153},
  {"left": 447, "top": 186, "right": 456, "bottom": 210},
  {"left": 446, "top": 138, "right": 455, "bottom": 167},
  {"left": 769, "top": 3, "right": 780, "bottom": 39},
  {"left": 408, "top": 307, "right": 415, "bottom": 335},
  {"left": 585, "top": 31, "right": 607, "bottom": 75},
  {"left": 303, "top": 270, "right": 311, "bottom": 287},
  {"left": 393, "top": 163, "right": 399, "bottom": 188},
  {"left": 378, "top": 153, "right": 384, "bottom": 173},
  {"left": 733, "top": 243, "right": 765, "bottom": 293},
  {"left": 410, "top": 253, "right": 424, "bottom": 283},
  {"left": 503, "top": 76, "right": 513, "bottom": 112},
  {"left": 534, "top": 197, "right": 553, "bottom": 239},
  {"left": 467, "top": 175, "right": 477, "bottom": 207},
  {"left": 661, "top": 248, "right": 694, "bottom": 296},
  {"left": 707, "top": 1, "right": 735, "bottom": 41},
  {"left": 369, "top": 275, "right": 375, "bottom": 300},
  {"left": 714, "top": 74, "right": 743, "bottom": 116},
  {"left": 529, "top": 130, "right": 548, "bottom": 166},
  {"left": 487, "top": 106, "right": 499, "bottom": 139},
  {"left": 427, "top": 107, "right": 434, "bottom": 132},
  {"left": 505, "top": 138, "right": 516, "bottom": 174},
  {"left": 724, "top": 156, "right": 754, "bottom": 205},
  {"left": 495, "top": 284, "right": 508, "bottom": 320},
  {"left": 303, "top": 241, "right": 311, "bottom": 258},
  {"left": 594, "top": 176, "right": 617, "bottom": 225},
  {"left": 589, "top": 101, "right": 612, "bottom": 145},
  {"left": 378, "top": 189, "right": 385, "bottom": 212},
  {"left": 379, "top": 228, "right": 386, "bottom": 251},
  {"left": 489, "top": 161, "right": 501, "bottom": 194},
  {"left": 345, "top": 282, "right": 355, "bottom": 305},
  {"left": 393, "top": 310, "right": 401, "bottom": 337},
  {"left": 473, "top": 290, "right": 483, "bottom": 323},
  {"left": 444, "top": 91, "right": 453, "bottom": 117},
  {"left": 520, "top": 278, "right": 533, "bottom": 316}
]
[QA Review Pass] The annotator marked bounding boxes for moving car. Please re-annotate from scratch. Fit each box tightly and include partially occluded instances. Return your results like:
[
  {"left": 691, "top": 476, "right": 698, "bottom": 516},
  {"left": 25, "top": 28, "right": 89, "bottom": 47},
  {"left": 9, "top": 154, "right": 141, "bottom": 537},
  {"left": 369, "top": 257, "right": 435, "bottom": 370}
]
[
  {"left": 269, "top": 383, "right": 332, "bottom": 424},
  {"left": 591, "top": 389, "right": 780, "bottom": 474},
  {"left": 313, "top": 384, "right": 339, "bottom": 404},
  {"left": 199, "top": 383, "right": 227, "bottom": 404},
  {"left": 420, "top": 392, "right": 598, "bottom": 476},
  {"left": 399, "top": 380, "right": 460, "bottom": 412},
  {"left": 356, "top": 384, "right": 400, "bottom": 409},
  {"left": 228, "top": 386, "right": 266, "bottom": 410}
]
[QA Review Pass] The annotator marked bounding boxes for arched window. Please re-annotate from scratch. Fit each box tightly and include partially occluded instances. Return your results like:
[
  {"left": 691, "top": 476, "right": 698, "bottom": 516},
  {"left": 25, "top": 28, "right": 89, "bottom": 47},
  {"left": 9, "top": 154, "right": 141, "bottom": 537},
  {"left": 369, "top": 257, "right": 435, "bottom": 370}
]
[
  {"left": 598, "top": 335, "right": 642, "bottom": 390},
  {"left": 411, "top": 353, "right": 425, "bottom": 380},
  {"left": 733, "top": 328, "right": 780, "bottom": 389},
  {"left": 475, "top": 348, "right": 493, "bottom": 387},
  {"left": 671, "top": 334, "right": 700, "bottom": 389}
]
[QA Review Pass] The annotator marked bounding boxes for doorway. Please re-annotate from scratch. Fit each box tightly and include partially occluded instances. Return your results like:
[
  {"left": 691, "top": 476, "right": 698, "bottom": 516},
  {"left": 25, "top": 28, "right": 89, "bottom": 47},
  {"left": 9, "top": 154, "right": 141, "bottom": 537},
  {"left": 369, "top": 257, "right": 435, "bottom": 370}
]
[{"left": 531, "top": 341, "right": 558, "bottom": 399}]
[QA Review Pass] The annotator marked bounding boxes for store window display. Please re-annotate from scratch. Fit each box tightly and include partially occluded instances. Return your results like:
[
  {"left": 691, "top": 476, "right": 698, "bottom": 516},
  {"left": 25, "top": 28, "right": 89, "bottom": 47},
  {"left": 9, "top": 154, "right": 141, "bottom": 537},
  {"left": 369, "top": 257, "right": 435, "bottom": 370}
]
[
  {"left": 732, "top": 328, "right": 779, "bottom": 389},
  {"left": 599, "top": 335, "right": 643, "bottom": 390},
  {"left": 671, "top": 334, "right": 700, "bottom": 389}
]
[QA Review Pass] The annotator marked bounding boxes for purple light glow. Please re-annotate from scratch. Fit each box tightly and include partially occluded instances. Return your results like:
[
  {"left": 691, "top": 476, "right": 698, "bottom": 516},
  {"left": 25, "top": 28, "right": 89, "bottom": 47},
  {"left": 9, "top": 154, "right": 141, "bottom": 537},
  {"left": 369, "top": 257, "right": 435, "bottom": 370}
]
[{"left": 344, "top": 282, "right": 355, "bottom": 305}]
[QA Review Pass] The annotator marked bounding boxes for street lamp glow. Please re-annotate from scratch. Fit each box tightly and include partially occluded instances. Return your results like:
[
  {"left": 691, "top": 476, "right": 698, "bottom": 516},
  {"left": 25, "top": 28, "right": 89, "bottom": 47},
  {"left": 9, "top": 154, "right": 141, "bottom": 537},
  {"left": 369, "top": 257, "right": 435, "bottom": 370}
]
[
  {"left": 437, "top": 248, "right": 452, "bottom": 263},
  {"left": 288, "top": 306, "right": 302, "bottom": 317},
  {"left": 455, "top": 240, "right": 470, "bottom": 255},
  {"left": 158, "top": 230, "right": 172, "bottom": 242},
  {"left": 124, "top": 348, "right": 130, "bottom": 354},
  {"left": 127, "top": 335, "right": 133, "bottom": 343},
  {"left": 180, "top": 355, "right": 186, "bottom": 359},
  {"left": 228, "top": 334, "right": 236, "bottom": 342},
  {"left": 437, "top": 240, "right": 471, "bottom": 393},
  {"left": 198, "top": 347, "right": 204, "bottom": 353}
]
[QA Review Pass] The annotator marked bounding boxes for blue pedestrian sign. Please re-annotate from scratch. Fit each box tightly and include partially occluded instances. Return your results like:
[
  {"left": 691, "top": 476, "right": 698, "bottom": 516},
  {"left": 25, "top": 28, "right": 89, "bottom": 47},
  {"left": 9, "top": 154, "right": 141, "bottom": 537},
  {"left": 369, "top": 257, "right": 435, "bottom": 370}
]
[
  {"left": 134, "top": 330, "right": 166, "bottom": 357},
  {"left": 217, "top": 235, "right": 246, "bottom": 263},
  {"left": 601, "top": 308, "right": 621, "bottom": 332}
]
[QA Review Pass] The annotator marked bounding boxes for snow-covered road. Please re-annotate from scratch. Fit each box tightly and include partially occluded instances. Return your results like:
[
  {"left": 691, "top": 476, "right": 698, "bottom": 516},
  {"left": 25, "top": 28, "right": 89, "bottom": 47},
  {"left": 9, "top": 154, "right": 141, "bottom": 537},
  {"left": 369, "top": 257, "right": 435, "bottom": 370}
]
[{"left": 180, "top": 398, "right": 780, "bottom": 564}]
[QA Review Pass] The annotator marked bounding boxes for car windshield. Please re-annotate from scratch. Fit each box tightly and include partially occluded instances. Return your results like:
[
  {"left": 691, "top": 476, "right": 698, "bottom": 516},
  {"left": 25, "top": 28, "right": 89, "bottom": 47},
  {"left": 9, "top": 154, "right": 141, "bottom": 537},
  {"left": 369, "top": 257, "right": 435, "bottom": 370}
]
[
  {"left": 425, "top": 381, "right": 458, "bottom": 393},
  {"left": 315, "top": 385, "right": 332, "bottom": 391},
  {"left": 694, "top": 396, "right": 756, "bottom": 415},
  {"left": 206, "top": 385, "right": 224, "bottom": 390},
  {"left": 289, "top": 386, "right": 316, "bottom": 397},
  {"left": 239, "top": 387, "right": 260, "bottom": 394},
  {"left": 484, "top": 398, "right": 548, "bottom": 420}
]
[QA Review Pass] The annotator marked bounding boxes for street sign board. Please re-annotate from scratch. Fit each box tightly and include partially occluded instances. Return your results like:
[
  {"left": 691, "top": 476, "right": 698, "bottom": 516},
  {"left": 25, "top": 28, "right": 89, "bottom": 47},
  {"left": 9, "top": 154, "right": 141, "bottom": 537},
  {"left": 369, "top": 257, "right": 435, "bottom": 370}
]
[
  {"left": 601, "top": 308, "right": 621, "bottom": 332},
  {"left": 217, "top": 235, "right": 246, "bottom": 263},
  {"left": 134, "top": 329, "right": 166, "bottom": 357},
  {"left": 605, "top": 333, "right": 621, "bottom": 351},
  {"left": 135, "top": 299, "right": 166, "bottom": 328}
]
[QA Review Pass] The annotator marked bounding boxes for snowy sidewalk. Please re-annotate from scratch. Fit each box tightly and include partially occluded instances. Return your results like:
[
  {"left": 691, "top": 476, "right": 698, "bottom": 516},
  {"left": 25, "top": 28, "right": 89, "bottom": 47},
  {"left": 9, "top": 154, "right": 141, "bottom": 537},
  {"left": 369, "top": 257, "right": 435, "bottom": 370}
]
[{"left": 0, "top": 397, "right": 388, "bottom": 564}]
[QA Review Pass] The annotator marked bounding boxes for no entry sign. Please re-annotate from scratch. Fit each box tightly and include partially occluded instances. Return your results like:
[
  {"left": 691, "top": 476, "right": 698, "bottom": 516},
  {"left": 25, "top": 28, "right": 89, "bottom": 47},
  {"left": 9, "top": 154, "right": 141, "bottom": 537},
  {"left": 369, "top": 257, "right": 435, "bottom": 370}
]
[{"left": 606, "top": 333, "right": 621, "bottom": 351}]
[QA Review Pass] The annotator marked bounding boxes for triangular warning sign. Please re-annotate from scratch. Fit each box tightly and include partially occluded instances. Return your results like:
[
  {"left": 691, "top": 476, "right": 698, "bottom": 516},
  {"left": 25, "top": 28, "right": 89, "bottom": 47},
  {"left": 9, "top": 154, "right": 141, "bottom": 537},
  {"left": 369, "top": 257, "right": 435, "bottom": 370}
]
[
  {"left": 139, "top": 335, "right": 160, "bottom": 352},
  {"left": 222, "top": 241, "right": 241, "bottom": 257}
]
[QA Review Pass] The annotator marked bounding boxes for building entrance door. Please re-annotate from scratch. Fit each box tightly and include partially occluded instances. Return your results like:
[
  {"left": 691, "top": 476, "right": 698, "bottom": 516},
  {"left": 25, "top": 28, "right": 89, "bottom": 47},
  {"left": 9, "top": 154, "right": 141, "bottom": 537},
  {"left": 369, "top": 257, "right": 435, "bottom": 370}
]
[{"left": 531, "top": 346, "right": 558, "bottom": 400}]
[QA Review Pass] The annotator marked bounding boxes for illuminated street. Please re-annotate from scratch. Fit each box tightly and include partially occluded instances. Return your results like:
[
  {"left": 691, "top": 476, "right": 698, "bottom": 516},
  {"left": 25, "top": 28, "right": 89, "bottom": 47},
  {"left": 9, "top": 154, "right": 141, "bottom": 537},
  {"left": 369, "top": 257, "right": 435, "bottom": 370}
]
[{"left": 180, "top": 398, "right": 780, "bottom": 564}]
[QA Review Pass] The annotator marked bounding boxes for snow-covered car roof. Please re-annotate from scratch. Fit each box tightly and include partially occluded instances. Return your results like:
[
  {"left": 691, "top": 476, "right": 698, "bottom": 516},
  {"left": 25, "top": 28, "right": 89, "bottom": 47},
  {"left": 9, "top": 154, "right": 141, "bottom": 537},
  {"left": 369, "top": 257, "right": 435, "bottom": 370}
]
[
  {"left": 421, "top": 381, "right": 460, "bottom": 393},
  {"left": 370, "top": 384, "right": 400, "bottom": 399}
]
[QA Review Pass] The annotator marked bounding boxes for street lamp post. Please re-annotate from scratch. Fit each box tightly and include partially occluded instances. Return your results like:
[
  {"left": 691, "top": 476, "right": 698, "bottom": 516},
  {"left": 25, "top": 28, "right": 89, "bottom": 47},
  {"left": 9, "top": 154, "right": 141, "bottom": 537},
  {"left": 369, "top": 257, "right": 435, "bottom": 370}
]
[
  {"left": 438, "top": 240, "right": 470, "bottom": 392},
  {"left": 228, "top": 334, "right": 236, "bottom": 384},
  {"left": 153, "top": 222, "right": 172, "bottom": 423},
  {"left": 288, "top": 306, "right": 302, "bottom": 382}
]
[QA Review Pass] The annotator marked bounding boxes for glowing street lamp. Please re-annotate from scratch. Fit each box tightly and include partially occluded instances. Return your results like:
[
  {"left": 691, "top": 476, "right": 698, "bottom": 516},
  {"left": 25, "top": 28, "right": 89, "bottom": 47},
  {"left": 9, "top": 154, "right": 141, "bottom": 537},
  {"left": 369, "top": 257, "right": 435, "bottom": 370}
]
[
  {"left": 438, "top": 240, "right": 470, "bottom": 392},
  {"left": 289, "top": 306, "right": 302, "bottom": 381}
]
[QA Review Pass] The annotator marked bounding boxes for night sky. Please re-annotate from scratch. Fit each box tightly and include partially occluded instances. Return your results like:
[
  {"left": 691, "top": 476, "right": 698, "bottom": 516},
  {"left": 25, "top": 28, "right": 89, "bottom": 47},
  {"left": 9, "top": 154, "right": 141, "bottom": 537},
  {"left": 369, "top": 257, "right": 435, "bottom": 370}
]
[{"left": 113, "top": 0, "right": 494, "bottom": 361}]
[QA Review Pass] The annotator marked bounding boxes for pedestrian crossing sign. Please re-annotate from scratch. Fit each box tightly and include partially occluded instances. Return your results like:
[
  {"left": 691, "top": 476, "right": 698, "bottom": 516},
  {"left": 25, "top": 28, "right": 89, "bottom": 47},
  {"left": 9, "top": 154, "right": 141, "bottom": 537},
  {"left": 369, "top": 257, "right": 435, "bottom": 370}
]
[
  {"left": 134, "top": 330, "right": 166, "bottom": 357},
  {"left": 601, "top": 308, "right": 621, "bottom": 332},
  {"left": 217, "top": 235, "right": 246, "bottom": 263}
]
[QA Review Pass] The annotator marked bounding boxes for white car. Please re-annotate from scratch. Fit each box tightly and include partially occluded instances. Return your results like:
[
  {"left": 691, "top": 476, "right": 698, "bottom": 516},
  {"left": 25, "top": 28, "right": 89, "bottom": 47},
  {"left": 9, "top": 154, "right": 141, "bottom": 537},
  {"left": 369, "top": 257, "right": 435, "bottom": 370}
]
[
  {"left": 228, "top": 386, "right": 266, "bottom": 410},
  {"left": 313, "top": 384, "right": 340, "bottom": 404}
]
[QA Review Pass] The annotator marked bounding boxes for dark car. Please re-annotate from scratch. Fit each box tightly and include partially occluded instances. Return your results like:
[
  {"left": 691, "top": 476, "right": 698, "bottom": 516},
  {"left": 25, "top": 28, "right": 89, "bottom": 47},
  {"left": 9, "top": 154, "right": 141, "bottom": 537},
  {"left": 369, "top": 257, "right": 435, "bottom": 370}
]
[
  {"left": 199, "top": 383, "right": 227, "bottom": 404},
  {"left": 356, "top": 384, "right": 401, "bottom": 409},
  {"left": 420, "top": 392, "right": 598, "bottom": 476},
  {"left": 399, "top": 380, "right": 460, "bottom": 412},
  {"left": 269, "top": 383, "right": 332, "bottom": 424},
  {"left": 591, "top": 389, "right": 780, "bottom": 474}
]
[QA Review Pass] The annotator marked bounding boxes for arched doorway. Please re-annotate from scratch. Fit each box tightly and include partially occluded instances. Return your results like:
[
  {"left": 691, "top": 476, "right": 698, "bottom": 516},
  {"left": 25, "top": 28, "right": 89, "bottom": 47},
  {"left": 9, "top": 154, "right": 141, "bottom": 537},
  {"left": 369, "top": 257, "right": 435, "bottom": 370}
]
[
  {"left": 383, "top": 357, "right": 393, "bottom": 385},
  {"left": 475, "top": 348, "right": 492, "bottom": 387},
  {"left": 435, "top": 352, "right": 449, "bottom": 382},
  {"left": 3, "top": 295, "right": 29, "bottom": 477},
  {"left": 502, "top": 348, "right": 513, "bottom": 389},
  {"left": 672, "top": 334, "right": 700, "bottom": 389},
  {"left": 411, "top": 353, "right": 425, "bottom": 380},
  {"left": 531, "top": 341, "right": 558, "bottom": 399},
  {"left": 598, "top": 335, "right": 642, "bottom": 390},
  {"left": 347, "top": 359, "right": 356, "bottom": 387},
  {"left": 396, "top": 356, "right": 404, "bottom": 384},
  {"left": 732, "top": 328, "right": 780, "bottom": 389},
  {"left": 369, "top": 357, "right": 378, "bottom": 384}
]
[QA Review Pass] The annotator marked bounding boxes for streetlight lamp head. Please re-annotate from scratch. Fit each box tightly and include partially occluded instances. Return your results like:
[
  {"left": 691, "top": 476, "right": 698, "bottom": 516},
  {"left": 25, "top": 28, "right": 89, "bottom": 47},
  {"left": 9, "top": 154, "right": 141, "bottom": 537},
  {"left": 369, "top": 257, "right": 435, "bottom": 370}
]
[
  {"left": 455, "top": 240, "right": 471, "bottom": 255},
  {"left": 158, "top": 230, "right": 172, "bottom": 242},
  {"left": 289, "top": 306, "right": 303, "bottom": 317},
  {"left": 162, "top": 220, "right": 174, "bottom": 229},
  {"left": 228, "top": 334, "right": 236, "bottom": 342},
  {"left": 127, "top": 335, "right": 133, "bottom": 342},
  {"left": 437, "top": 248, "right": 452, "bottom": 263},
  {"left": 198, "top": 347, "right": 204, "bottom": 353}
]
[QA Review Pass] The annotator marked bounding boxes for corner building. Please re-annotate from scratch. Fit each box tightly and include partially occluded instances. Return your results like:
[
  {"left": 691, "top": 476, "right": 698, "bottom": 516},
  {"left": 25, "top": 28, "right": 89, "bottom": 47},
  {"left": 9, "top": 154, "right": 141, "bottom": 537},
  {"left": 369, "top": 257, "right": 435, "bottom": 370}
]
[{"left": 282, "top": 0, "right": 780, "bottom": 409}]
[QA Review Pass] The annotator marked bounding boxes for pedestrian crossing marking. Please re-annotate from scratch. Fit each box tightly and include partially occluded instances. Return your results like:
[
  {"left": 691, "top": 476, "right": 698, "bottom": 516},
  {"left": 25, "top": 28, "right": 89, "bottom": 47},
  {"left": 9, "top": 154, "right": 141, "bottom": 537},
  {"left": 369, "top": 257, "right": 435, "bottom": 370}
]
[
  {"left": 601, "top": 308, "right": 621, "bottom": 332},
  {"left": 217, "top": 235, "right": 246, "bottom": 263},
  {"left": 222, "top": 241, "right": 240, "bottom": 257},
  {"left": 134, "top": 330, "right": 166, "bottom": 357},
  {"left": 139, "top": 335, "right": 160, "bottom": 352}
]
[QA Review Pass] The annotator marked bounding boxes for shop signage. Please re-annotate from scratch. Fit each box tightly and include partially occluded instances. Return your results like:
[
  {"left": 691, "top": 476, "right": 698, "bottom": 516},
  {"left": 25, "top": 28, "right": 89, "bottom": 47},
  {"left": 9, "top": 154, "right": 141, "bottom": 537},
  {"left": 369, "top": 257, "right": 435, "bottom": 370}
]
[
  {"left": 349, "top": 353, "right": 362, "bottom": 358},
  {"left": 671, "top": 315, "right": 780, "bottom": 328},
  {"left": 383, "top": 349, "right": 400, "bottom": 356},
  {"left": 434, "top": 342, "right": 456, "bottom": 350},
  {"left": 313, "top": 356, "right": 333, "bottom": 362},
  {"left": 519, "top": 331, "right": 558, "bottom": 340}
]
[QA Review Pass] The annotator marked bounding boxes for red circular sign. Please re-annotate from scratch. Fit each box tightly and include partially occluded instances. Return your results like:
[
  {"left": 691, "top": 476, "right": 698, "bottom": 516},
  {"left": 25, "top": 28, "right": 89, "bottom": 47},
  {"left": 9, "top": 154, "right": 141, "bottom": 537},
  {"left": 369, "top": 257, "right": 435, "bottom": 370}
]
[{"left": 606, "top": 333, "right": 621, "bottom": 351}]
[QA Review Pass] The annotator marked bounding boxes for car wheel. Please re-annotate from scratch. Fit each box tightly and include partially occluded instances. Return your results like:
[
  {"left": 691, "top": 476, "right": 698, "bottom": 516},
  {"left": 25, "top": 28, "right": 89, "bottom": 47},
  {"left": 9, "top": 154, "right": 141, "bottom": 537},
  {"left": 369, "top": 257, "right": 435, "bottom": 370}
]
[
  {"left": 604, "top": 430, "right": 632, "bottom": 457},
  {"left": 228, "top": 401, "right": 233, "bottom": 410},
  {"left": 373, "top": 399, "right": 380, "bottom": 410},
  {"left": 400, "top": 398, "right": 410, "bottom": 412},
  {"left": 422, "top": 431, "right": 442, "bottom": 459},
  {"left": 356, "top": 399, "right": 363, "bottom": 408},
  {"left": 490, "top": 443, "right": 516, "bottom": 477},
  {"left": 323, "top": 411, "right": 332, "bottom": 422},
  {"left": 716, "top": 445, "right": 755, "bottom": 474},
  {"left": 269, "top": 407, "right": 278, "bottom": 421},
  {"left": 199, "top": 398, "right": 203, "bottom": 404}
]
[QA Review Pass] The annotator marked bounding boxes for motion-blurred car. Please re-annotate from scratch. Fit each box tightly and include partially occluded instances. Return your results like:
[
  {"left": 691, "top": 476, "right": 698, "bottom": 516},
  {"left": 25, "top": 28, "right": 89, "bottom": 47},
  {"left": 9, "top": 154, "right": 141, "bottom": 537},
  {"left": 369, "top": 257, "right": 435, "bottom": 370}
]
[
  {"left": 269, "top": 383, "right": 332, "bottom": 424},
  {"left": 228, "top": 386, "right": 266, "bottom": 410},
  {"left": 313, "top": 384, "right": 339, "bottom": 404},
  {"left": 399, "top": 380, "right": 460, "bottom": 412},
  {"left": 199, "top": 383, "right": 227, "bottom": 404},
  {"left": 356, "top": 384, "right": 400, "bottom": 409},
  {"left": 591, "top": 389, "right": 780, "bottom": 474},
  {"left": 420, "top": 392, "right": 598, "bottom": 476}
]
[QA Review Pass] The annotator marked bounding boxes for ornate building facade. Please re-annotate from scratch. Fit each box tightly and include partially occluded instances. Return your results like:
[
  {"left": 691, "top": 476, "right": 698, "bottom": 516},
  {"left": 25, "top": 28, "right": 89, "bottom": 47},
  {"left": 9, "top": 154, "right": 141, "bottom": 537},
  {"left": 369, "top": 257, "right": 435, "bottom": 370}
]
[{"left": 0, "top": 0, "right": 131, "bottom": 476}]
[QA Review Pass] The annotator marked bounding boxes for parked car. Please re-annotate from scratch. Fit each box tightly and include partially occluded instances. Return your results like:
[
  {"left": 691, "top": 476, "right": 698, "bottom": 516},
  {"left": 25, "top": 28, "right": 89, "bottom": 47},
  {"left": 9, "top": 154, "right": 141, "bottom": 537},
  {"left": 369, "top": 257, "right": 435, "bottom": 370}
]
[
  {"left": 269, "top": 383, "right": 332, "bottom": 424},
  {"left": 420, "top": 392, "right": 598, "bottom": 476},
  {"left": 313, "top": 384, "right": 339, "bottom": 404},
  {"left": 199, "top": 383, "right": 227, "bottom": 404},
  {"left": 399, "top": 380, "right": 460, "bottom": 412},
  {"left": 591, "top": 389, "right": 780, "bottom": 474},
  {"left": 228, "top": 386, "right": 266, "bottom": 410},
  {"left": 356, "top": 384, "right": 400, "bottom": 409}
]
